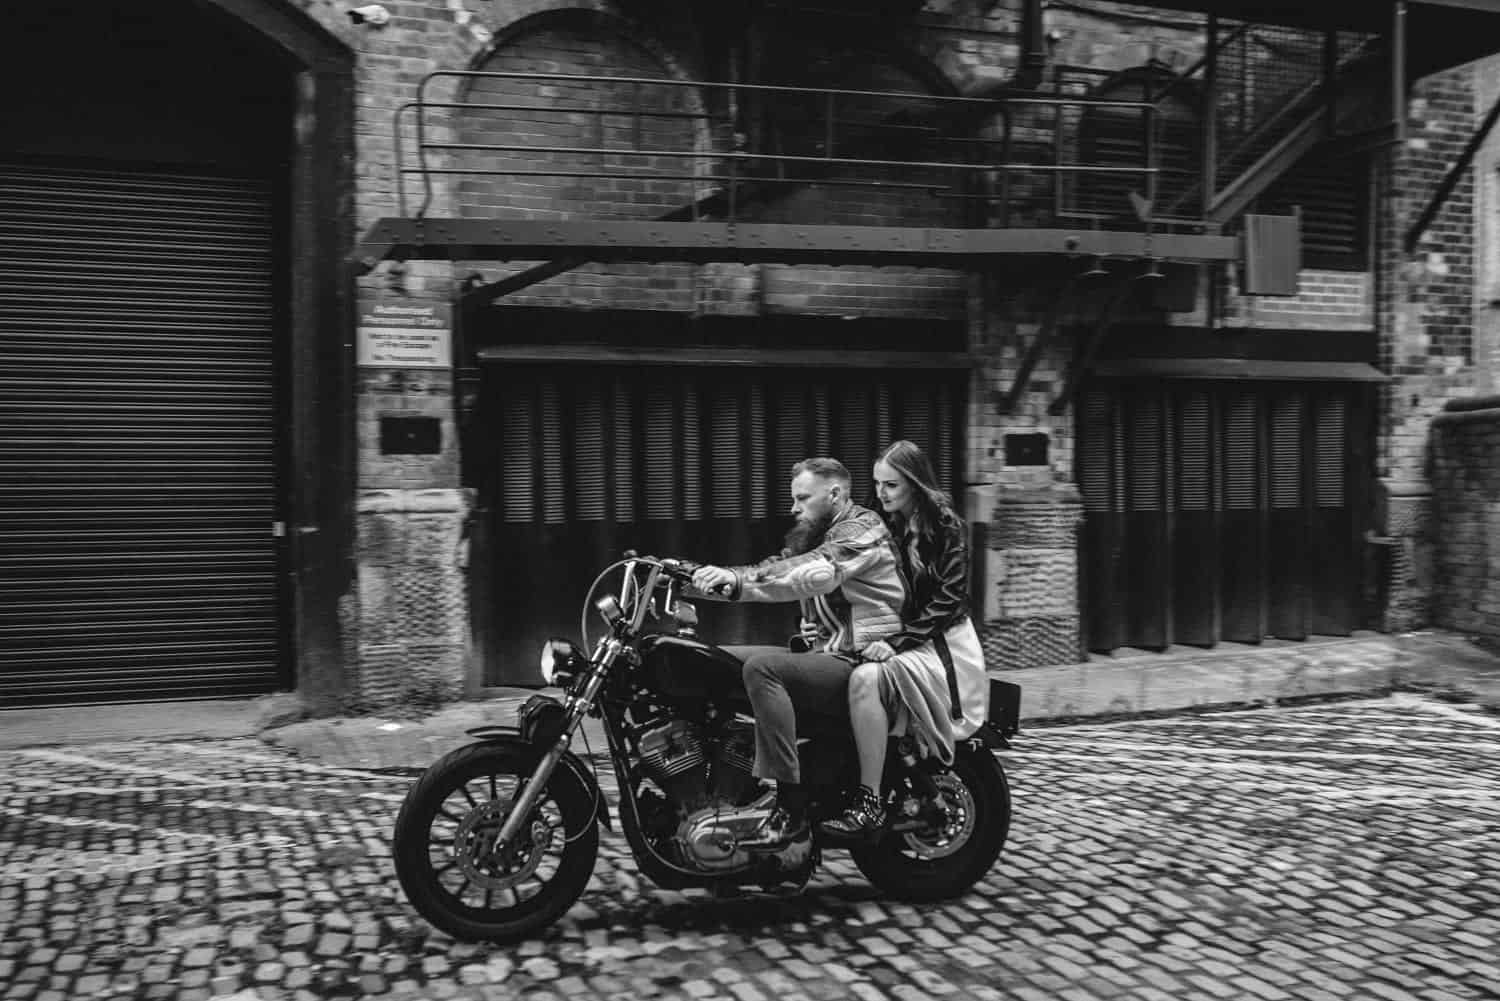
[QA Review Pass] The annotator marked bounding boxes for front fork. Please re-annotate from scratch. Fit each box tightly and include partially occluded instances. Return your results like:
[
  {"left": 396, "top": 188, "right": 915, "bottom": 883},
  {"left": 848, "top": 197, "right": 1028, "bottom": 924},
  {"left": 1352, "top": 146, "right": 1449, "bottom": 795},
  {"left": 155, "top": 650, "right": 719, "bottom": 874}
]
[{"left": 486, "top": 640, "right": 620, "bottom": 853}]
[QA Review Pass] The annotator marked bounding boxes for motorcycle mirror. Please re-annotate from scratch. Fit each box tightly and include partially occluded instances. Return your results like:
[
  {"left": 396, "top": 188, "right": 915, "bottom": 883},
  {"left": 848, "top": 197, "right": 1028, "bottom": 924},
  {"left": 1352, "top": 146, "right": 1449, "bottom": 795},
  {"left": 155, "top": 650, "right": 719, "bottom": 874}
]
[{"left": 595, "top": 594, "right": 625, "bottom": 627}]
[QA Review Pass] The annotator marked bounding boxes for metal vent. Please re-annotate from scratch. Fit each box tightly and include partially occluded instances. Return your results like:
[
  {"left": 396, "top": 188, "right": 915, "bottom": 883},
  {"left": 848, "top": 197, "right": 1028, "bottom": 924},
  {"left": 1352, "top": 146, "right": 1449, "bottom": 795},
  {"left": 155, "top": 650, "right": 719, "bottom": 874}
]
[{"left": 1243, "top": 212, "right": 1302, "bottom": 296}]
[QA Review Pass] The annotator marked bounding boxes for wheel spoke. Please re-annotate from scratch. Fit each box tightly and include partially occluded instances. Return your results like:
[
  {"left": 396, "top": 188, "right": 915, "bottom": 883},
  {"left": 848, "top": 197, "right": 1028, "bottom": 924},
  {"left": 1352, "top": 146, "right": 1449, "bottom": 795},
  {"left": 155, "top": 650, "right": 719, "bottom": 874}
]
[
  {"left": 488, "top": 773, "right": 498, "bottom": 800},
  {"left": 460, "top": 785, "right": 480, "bottom": 808}
]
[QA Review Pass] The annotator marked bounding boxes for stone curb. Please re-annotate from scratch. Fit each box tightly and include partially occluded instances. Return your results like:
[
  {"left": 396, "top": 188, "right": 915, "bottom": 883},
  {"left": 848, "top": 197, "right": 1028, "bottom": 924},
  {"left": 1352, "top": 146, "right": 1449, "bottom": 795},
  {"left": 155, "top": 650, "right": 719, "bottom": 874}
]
[
  {"left": 1, "top": 630, "right": 1495, "bottom": 760},
  {"left": 257, "top": 629, "right": 1500, "bottom": 771}
]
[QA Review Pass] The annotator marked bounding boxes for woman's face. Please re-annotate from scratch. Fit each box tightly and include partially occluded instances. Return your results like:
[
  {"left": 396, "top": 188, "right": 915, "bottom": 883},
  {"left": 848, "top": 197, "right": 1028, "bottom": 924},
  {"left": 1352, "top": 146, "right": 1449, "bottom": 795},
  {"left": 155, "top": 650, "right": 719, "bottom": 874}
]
[{"left": 873, "top": 460, "right": 915, "bottom": 518}]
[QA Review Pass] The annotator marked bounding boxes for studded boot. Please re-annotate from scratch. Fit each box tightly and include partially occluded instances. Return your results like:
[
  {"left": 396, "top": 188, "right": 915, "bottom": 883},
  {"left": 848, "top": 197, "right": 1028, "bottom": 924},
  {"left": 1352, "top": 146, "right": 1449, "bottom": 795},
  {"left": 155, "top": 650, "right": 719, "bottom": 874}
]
[{"left": 818, "top": 785, "right": 886, "bottom": 841}]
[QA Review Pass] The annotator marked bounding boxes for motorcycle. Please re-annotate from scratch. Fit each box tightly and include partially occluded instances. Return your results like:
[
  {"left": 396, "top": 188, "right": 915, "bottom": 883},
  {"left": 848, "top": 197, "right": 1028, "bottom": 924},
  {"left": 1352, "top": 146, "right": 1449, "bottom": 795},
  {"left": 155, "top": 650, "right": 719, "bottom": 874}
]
[{"left": 392, "top": 552, "right": 1021, "bottom": 942}]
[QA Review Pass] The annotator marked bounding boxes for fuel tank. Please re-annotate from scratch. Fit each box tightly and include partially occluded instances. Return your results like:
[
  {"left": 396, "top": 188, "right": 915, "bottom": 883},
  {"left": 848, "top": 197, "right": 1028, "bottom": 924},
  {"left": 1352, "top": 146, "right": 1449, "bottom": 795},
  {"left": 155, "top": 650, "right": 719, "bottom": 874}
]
[{"left": 636, "top": 634, "right": 748, "bottom": 707}]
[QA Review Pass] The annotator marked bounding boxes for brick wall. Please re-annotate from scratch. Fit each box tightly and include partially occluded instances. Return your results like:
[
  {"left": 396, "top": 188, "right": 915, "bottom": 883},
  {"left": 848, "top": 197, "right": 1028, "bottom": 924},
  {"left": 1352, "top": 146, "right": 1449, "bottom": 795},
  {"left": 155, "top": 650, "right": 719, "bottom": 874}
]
[
  {"left": 441, "top": 5, "right": 976, "bottom": 322},
  {"left": 1222, "top": 270, "right": 1373, "bottom": 330},
  {"left": 1375, "top": 65, "right": 1483, "bottom": 631},
  {"left": 1429, "top": 400, "right": 1500, "bottom": 648},
  {"left": 314, "top": 0, "right": 1452, "bottom": 697}
]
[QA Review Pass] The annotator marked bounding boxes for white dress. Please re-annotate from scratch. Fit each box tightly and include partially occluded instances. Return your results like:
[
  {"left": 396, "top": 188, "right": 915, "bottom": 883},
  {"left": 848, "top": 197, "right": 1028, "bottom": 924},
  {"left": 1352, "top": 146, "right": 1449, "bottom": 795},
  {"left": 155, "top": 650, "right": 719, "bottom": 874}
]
[{"left": 877, "top": 616, "right": 989, "bottom": 765}]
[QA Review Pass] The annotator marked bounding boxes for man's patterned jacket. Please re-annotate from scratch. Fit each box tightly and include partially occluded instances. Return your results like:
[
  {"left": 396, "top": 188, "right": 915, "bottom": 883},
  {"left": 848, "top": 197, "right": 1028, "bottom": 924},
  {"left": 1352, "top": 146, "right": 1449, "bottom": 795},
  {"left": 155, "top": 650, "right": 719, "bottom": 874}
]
[{"left": 718, "top": 503, "right": 906, "bottom": 658}]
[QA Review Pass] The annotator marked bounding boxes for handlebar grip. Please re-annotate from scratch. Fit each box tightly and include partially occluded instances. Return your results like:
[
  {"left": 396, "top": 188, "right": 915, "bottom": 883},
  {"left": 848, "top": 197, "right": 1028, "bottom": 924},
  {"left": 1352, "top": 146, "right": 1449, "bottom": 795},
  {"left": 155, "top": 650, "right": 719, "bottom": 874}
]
[{"left": 660, "top": 557, "right": 702, "bottom": 581}]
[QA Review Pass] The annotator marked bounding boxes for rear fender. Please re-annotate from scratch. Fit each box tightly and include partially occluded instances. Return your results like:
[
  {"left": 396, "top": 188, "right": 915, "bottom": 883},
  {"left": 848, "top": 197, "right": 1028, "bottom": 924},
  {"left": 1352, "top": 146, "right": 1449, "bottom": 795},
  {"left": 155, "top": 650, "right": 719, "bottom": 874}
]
[{"left": 461, "top": 726, "right": 613, "bottom": 831}]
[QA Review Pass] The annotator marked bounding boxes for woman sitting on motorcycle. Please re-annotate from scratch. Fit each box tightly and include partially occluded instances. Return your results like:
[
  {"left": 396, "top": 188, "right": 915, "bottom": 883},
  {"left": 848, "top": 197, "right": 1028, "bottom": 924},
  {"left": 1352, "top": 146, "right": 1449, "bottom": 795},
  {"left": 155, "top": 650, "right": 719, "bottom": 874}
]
[{"left": 820, "top": 440, "right": 991, "bottom": 840}]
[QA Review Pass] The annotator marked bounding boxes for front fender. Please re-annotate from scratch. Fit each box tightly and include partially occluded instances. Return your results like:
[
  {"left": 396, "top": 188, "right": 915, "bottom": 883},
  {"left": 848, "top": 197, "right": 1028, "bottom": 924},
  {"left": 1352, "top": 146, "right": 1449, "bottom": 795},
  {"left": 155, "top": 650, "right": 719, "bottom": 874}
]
[{"left": 461, "top": 727, "right": 613, "bottom": 831}]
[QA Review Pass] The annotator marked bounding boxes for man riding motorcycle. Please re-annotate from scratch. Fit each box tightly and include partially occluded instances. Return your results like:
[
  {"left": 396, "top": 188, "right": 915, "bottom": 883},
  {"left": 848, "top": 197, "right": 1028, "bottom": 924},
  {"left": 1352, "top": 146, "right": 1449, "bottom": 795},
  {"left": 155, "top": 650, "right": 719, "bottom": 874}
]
[{"left": 688, "top": 456, "right": 907, "bottom": 853}]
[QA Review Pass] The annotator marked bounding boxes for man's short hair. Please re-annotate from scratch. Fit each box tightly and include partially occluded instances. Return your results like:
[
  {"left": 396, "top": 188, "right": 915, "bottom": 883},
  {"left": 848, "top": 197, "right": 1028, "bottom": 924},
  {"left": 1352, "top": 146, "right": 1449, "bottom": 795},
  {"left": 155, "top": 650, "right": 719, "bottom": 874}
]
[{"left": 791, "top": 457, "right": 851, "bottom": 486}]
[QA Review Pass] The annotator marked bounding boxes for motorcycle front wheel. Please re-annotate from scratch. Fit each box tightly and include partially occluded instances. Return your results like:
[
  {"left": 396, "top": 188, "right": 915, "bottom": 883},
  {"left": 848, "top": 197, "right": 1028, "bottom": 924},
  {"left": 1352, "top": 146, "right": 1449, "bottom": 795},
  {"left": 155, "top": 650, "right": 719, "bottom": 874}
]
[
  {"left": 392, "top": 742, "right": 600, "bottom": 942},
  {"left": 851, "top": 745, "right": 1011, "bottom": 901}
]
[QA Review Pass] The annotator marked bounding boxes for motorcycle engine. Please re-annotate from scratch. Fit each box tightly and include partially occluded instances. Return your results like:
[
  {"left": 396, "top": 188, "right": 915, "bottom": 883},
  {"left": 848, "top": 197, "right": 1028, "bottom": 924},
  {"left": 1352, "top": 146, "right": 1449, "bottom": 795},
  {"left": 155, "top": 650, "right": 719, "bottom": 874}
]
[
  {"left": 636, "top": 717, "right": 708, "bottom": 799},
  {"left": 634, "top": 715, "right": 769, "bottom": 872}
]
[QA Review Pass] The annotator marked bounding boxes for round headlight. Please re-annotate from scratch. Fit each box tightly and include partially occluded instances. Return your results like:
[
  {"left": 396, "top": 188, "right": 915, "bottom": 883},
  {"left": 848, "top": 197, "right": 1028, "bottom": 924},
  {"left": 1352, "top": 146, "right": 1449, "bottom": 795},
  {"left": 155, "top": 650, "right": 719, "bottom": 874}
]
[{"left": 539, "top": 638, "right": 582, "bottom": 686}]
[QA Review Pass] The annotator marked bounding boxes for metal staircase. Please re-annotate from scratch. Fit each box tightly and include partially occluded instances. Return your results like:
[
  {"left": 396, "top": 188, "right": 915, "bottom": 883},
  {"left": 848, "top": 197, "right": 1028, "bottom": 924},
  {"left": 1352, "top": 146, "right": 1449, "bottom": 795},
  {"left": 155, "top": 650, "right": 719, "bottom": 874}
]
[{"left": 1161, "top": 22, "right": 1388, "bottom": 227}]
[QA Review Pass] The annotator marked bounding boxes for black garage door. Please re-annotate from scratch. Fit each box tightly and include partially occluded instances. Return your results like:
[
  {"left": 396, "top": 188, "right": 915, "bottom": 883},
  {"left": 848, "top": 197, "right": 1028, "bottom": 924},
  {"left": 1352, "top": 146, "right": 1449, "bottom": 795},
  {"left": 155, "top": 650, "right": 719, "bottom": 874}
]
[
  {"left": 0, "top": 162, "right": 285, "bottom": 706},
  {"left": 470, "top": 361, "right": 967, "bottom": 685},
  {"left": 1079, "top": 379, "right": 1373, "bottom": 652}
]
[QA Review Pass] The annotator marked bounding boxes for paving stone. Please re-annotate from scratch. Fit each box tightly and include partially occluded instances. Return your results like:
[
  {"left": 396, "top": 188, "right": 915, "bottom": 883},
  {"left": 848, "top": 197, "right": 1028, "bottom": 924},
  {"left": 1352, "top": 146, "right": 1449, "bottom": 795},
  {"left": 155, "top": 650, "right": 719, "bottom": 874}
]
[
  {"left": 312, "top": 933, "right": 350, "bottom": 957},
  {"left": 6, "top": 699, "right": 1500, "bottom": 1001},
  {"left": 253, "top": 962, "right": 284, "bottom": 983},
  {"left": 280, "top": 925, "right": 314, "bottom": 949},
  {"left": 74, "top": 975, "right": 111, "bottom": 995}
]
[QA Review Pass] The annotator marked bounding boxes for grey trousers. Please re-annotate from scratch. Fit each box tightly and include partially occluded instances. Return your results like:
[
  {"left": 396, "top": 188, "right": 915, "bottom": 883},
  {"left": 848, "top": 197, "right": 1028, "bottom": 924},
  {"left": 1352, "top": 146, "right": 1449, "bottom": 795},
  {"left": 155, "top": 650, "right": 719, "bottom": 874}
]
[{"left": 723, "top": 644, "right": 854, "bottom": 785}]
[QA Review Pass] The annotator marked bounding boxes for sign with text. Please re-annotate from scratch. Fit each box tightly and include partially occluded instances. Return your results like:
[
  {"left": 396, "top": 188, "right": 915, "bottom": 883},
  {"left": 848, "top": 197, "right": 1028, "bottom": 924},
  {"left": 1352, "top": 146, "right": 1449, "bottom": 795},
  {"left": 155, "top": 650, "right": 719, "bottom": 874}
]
[{"left": 357, "top": 302, "right": 452, "bottom": 368}]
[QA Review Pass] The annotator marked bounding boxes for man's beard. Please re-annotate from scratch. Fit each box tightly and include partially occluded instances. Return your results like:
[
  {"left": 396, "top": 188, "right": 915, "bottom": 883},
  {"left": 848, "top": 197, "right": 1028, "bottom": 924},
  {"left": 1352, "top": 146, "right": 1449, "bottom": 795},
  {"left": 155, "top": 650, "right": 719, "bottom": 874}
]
[{"left": 782, "top": 509, "right": 836, "bottom": 556}]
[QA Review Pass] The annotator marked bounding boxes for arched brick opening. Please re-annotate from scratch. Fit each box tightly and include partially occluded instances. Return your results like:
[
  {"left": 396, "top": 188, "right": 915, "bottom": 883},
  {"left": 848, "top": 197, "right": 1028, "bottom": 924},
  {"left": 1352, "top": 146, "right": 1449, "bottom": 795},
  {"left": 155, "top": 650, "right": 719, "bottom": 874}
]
[
  {"left": 0, "top": 0, "right": 355, "bottom": 707},
  {"left": 454, "top": 7, "right": 714, "bottom": 310}
]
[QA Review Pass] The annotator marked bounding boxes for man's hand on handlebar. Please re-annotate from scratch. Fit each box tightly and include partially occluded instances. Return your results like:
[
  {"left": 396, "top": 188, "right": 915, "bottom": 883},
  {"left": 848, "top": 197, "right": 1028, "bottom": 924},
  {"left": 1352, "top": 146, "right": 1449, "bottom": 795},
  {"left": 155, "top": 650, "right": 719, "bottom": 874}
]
[{"left": 690, "top": 565, "right": 736, "bottom": 596}]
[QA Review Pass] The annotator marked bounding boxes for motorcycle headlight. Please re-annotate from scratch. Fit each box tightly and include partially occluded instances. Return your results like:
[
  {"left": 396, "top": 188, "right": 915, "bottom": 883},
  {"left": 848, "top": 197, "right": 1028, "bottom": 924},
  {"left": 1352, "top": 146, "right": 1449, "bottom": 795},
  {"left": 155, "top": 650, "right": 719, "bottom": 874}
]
[{"left": 539, "top": 638, "right": 586, "bottom": 687}]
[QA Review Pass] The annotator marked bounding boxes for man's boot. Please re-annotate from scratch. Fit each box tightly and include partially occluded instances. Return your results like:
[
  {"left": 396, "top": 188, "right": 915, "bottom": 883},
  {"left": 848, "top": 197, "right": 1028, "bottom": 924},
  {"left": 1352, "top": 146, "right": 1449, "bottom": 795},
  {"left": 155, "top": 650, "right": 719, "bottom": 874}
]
[{"left": 740, "top": 782, "right": 810, "bottom": 853}]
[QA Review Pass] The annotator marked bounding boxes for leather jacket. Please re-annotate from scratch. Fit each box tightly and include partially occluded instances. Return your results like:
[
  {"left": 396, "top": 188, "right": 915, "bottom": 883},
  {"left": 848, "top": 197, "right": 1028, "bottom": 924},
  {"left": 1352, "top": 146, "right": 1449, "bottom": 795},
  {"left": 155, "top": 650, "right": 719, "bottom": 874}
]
[
  {"left": 718, "top": 504, "right": 906, "bottom": 657},
  {"left": 887, "top": 510, "right": 970, "bottom": 655}
]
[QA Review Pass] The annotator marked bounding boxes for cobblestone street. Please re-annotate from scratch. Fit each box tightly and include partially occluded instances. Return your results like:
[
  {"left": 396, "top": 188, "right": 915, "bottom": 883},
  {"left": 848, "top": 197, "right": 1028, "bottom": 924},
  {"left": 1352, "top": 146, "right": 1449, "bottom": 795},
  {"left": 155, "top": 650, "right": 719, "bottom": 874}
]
[{"left": 2, "top": 694, "right": 1498, "bottom": 1001}]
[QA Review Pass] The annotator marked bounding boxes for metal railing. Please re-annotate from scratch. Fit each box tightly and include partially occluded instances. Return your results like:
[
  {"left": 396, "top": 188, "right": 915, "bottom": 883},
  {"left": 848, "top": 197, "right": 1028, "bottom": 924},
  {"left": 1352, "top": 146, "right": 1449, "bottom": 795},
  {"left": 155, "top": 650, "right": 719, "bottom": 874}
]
[{"left": 392, "top": 69, "right": 1182, "bottom": 230}]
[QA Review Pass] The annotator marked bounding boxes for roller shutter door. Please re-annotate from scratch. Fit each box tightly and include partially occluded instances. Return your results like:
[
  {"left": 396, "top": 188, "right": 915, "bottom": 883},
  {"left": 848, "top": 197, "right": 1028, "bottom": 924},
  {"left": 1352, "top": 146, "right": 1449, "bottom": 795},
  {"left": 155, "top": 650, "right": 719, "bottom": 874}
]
[
  {"left": 1079, "top": 379, "right": 1370, "bottom": 653},
  {"left": 472, "top": 362, "right": 966, "bottom": 685},
  {"left": 0, "top": 162, "right": 284, "bottom": 706}
]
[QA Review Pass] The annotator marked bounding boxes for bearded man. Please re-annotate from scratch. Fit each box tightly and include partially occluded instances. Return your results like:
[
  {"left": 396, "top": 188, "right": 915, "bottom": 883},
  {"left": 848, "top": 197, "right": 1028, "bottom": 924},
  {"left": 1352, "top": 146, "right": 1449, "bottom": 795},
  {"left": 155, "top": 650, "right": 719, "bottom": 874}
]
[{"left": 689, "top": 457, "right": 905, "bottom": 852}]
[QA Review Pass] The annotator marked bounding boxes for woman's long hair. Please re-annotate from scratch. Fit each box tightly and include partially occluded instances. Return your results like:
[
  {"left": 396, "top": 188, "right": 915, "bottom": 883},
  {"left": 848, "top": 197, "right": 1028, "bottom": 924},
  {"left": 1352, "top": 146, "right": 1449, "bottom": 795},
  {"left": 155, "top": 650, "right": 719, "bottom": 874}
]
[{"left": 877, "top": 440, "right": 961, "bottom": 558}]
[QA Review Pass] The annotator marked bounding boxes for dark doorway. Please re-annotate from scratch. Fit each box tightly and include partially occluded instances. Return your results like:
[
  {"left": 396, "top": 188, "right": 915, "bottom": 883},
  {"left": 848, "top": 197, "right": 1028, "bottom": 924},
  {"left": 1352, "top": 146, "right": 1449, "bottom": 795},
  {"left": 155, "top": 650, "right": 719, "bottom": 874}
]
[
  {"left": 1078, "top": 379, "right": 1373, "bottom": 652},
  {"left": 470, "top": 360, "right": 967, "bottom": 685},
  {"left": 0, "top": 3, "right": 300, "bottom": 706}
]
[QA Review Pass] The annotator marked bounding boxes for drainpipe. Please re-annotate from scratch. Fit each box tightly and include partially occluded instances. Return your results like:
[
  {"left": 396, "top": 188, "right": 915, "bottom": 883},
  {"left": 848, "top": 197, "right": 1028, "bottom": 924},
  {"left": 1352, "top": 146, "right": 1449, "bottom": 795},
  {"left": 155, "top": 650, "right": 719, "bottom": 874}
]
[
  {"left": 1015, "top": 0, "right": 1046, "bottom": 91},
  {"left": 967, "top": 0, "right": 1046, "bottom": 100}
]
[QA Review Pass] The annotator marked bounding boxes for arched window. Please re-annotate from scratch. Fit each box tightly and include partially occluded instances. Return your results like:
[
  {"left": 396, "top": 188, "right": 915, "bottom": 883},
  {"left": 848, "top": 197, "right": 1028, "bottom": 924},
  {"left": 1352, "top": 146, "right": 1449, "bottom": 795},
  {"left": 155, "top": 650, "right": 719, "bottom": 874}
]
[{"left": 454, "top": 10, "right": 704, "bottom": 222}]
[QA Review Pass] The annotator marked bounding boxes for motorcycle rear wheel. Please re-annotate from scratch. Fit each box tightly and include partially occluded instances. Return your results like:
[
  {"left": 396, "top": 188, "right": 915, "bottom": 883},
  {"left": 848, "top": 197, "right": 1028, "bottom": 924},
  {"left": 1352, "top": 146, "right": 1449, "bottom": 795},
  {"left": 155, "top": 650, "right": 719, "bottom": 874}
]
[
  {"left": 851, "top": 746, "right": 1011, "bottom": 901},
  {"left": 392, "top": 742, "right": 600, "bottom": 943}
]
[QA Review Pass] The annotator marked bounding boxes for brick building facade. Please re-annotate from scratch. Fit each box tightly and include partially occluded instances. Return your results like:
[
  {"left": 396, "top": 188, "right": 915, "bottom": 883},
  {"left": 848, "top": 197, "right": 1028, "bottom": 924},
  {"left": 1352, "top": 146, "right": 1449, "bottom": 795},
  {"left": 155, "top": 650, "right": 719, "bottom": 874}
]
[{"left": 4, "top": 0, "right": 1499, "bottom": 709}]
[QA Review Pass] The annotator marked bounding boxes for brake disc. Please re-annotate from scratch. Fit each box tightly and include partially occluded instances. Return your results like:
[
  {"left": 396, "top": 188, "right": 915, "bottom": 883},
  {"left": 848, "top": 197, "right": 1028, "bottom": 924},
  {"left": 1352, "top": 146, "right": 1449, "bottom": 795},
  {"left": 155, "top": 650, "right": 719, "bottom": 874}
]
[
  {"left": 452, "top": 798, "right": 555, "bottom": 891},
  {"left": 900, "top": 772, "right": 976, "bottom": 860}
]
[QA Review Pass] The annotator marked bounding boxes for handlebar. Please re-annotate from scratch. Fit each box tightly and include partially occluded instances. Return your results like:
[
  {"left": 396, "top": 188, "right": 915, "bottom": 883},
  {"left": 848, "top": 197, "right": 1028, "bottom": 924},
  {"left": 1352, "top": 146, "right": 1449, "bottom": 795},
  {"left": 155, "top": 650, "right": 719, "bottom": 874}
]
[{"left": 624, "top": 553, "right": 731, "bottom": 596}]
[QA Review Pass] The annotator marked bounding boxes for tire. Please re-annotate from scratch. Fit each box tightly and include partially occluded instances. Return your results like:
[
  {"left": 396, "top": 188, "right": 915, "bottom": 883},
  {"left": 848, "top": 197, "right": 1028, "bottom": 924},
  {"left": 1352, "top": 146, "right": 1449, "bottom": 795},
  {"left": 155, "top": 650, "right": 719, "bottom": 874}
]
[
  {"left": 851, "top": 746, "right": 1011, "bottom": 901},
  {"left": 392, "top": 741, "right": 600, "bottom": 942}
]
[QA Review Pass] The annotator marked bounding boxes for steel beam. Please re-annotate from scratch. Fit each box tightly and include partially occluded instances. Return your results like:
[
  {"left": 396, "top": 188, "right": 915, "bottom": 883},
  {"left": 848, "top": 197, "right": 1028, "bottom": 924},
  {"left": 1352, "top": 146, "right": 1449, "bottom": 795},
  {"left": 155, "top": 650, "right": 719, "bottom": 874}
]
[
  {"left": 1000, "top": 278, "right": 1081, "bottom": 415},
  {"left": 476, "top": 345, "right": 979, "bottom": 369},
  {"left": 1404, "top": 86, "right": 1500, "bottom": 253},
  {"left": 1048, "top": 280, "right": 1138, "bottom": 416},
  {"left": 353, "top": 219, "right": 1238, "bottom": 271}
]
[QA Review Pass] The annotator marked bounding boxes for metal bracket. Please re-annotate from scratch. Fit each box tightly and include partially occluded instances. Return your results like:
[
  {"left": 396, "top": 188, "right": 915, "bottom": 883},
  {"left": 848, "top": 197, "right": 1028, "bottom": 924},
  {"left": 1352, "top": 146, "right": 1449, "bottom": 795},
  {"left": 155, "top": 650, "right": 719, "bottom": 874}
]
[
  {"left": 1048, "top": 278, "right": 1138, "bottom": 416},
  {"left": 1404, "top": 87, "right": 1500, "bottom": 254},
  {"left": 999, "top": 276, "right": 1082, "bottom": 415}
]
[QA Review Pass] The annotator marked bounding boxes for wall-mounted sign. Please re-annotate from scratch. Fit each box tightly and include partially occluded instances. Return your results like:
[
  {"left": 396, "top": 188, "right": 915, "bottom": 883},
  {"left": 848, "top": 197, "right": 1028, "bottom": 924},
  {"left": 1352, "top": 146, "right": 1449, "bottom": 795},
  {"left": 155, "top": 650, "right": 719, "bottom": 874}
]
[{"left": 357, "top": 302, "right": 452, "bottom": 368}]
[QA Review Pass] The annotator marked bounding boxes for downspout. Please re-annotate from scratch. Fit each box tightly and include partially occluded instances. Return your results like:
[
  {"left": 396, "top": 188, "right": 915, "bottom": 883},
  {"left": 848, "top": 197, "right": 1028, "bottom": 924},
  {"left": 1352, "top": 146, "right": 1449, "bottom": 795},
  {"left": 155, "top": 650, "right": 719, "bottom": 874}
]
[
  {"left": 966, "top": 0, "right": 1046, "bottom": 100},
  {"left": 1016, "top": 0, "right": 1047, "bottom": 92}
]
